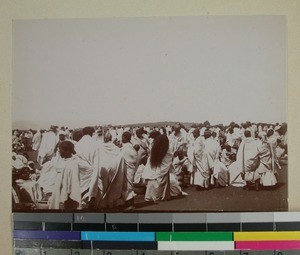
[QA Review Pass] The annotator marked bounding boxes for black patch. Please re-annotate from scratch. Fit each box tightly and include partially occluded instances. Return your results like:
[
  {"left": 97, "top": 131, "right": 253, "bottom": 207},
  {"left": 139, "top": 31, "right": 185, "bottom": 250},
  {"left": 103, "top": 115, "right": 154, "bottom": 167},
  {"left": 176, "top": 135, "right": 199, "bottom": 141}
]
[
  {"left": 207, "top": 223, "right": 240, "bottom": 232},
  {"left": 73, "top": 223, "right": 105, "bottom": 231},
  {"left": 138, "top": 224, "right": 172, "bottom": 232},
  {"left": 174, "top": 223, "right": 206, "bottom": 232},
  {"left": 106, "top": 223, "right": 138, "bottom": 232},
  {"left": 241, "top": 222, "right": 274, "bottom": 231},
  {"left": 275, "top": 222, "right": 300, "bottom": 231}
]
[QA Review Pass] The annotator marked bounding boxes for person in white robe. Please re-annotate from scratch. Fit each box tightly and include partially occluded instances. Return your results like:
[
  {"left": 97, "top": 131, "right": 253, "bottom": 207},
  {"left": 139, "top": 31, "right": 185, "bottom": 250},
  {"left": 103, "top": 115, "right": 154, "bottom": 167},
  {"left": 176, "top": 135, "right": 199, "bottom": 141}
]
[
  {"left": 267, "top": 129, "right": 278, "bottom": 149},
  {"left": 204, "top": 130, "right": 221, "bottom": 184},
  {"left": 12, "top": 152, "right": 28, "bottom": 170},
  {"left": 131, "top": 127, "right": 149, "bottom": 167},
  {"left": 95, "top": 132, "right": 124, "bottom": 209},
  {"left": 32, "top": 130, "right": 43, "bottom": 151},
  {"left": 236, "top": 130, "right": 260, "bottom": 190},
  {"left": 49, "top": 141, "right": 81, "bottom": 210},
  {"left": 143, "top": 134, "right": 187, "bottom": 201},
  {"left": 37, "top": 126, "right": 58, "bottom": 165},
  {"left": 228, "top": 156, "right": 246, "bottom": 187},
  {"left": 256, "top": 134, "right": 278, "bottom": 187},
  {"left": 172, "top": 150, "right": 190, "bottom": 187},
  {"left": 121, "top": 131, "right": 139, "bottom": 208},
  {"left": 75, "top": 127, "right": 101, "bottom": 207},
  {"left": 187, "top": 129, "right": 210, "bottom": 189},
  {"left": 38, "top": 155, "right": 61, "bottom": 196},
  {"left": 168, "top": 123, "right": 188, "bottom": 153}
]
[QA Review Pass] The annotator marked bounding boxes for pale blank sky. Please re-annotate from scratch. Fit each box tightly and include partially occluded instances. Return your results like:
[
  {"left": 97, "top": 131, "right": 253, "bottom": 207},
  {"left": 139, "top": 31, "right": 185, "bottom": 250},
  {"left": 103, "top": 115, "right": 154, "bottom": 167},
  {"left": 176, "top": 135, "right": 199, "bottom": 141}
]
[{"left": 13, "top": 16, "right": 286, "bottom": 128}]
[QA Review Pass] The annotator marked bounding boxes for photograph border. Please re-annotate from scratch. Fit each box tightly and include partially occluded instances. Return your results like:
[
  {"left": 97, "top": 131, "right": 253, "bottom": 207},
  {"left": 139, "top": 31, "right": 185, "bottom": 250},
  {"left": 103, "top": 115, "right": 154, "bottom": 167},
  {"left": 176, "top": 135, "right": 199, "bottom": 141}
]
[{"left": 1, "top": 1, "right": 300, "bottom": 255}]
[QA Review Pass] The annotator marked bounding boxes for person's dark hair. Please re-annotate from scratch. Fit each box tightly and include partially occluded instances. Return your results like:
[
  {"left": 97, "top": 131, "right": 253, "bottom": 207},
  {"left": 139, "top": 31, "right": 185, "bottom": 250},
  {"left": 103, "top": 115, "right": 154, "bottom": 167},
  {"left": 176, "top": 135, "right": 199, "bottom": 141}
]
[
  {"left": 82, "top": 127, "right": 95, "bottom": 137},
  {"left": 136, "top": 128, "right": 144, "bottom": 138},
  {"left": 212, "top": 131, "right": 217, "bottom": 138},
  {"left": 204, "top": 131, "right": 211, "bottom": 139},
  {"left": 230, "top": 153, "right": 236, "bottom": 161},
  {"left": 150, "top": 134, "right": 169, "bottom": 168},
  {"left": 149, "top": 130, "right": 161, "bottom": 140},
  {"left": 59, "top": 140, "right": 75, "bottom": 153},
  {"left": 225, "top": 145, "right": 231, "bottom": 152},
  {"left": 72, "top": 130, "right": 83, "bottom": 142},
  {"left": 244, "top": 130, "right": 251, "bottom": 138},
  {"left": 267, "top": 129, "right": 274, "bottom": 138},
  {"left": 193, "top": 128, "right": 200, "bottom": 138},
  {"left": 122, "top": 131, "right": 132, "bottom": 143},
  {"left": 160, "top": 127, "right": 167, "bottom": 135},
  {"left": 104, "top": 131, "right": 112, "bottom": 143}
]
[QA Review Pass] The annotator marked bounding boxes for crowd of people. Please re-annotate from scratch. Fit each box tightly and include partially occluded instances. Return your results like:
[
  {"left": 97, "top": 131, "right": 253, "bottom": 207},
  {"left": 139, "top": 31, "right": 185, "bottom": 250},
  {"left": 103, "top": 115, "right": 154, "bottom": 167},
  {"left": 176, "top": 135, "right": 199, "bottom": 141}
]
[{"left": 12, "top": 121, "right": 288, "bottom": 211}]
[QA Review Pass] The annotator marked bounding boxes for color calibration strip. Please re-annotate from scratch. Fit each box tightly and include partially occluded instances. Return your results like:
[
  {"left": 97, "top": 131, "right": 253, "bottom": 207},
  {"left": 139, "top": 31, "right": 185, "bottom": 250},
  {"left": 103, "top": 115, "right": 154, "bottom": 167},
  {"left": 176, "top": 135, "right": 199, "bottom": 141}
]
[{"left": 13, "top": 212, "right": 300, "bottom": 254}]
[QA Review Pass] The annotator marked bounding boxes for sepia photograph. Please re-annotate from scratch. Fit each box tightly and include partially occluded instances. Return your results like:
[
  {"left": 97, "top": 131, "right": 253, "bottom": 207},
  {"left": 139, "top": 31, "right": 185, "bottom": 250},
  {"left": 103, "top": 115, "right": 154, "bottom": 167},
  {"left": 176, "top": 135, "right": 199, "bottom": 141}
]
[{"left": 12, "top": 16, "right": 287, "bottom": 212}]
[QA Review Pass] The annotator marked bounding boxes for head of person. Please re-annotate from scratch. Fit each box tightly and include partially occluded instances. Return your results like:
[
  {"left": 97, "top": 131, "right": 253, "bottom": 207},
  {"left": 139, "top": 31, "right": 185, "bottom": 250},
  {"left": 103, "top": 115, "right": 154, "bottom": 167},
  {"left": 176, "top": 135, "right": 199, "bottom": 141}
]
[
  {"left": 212, "top": 132, "right": 217, "bottom": 138},
  {"left": 122, "top": 131, "right": 132, "bottom": 144},
  {"left": 82, "top": 126, "right": 95, "bottom": 137},
  {"left": 267, "top": 129, "right": 274, "bottom": 138},
  {"left": 50, "top": 125, "right": 57, "bottom": 133},
  {"left": 59, "top": 141, "right": 76, "bottom": 159},
  {"left": 136, "top": 128, "right": 144, "bottom": 139},
  {"left": 230, "top": 153, "right": 236, "bottom": 161},
  {"left": 192, "top": 128, "right": 200, "bottom": 139},
  {"left": 173, "top": 123, "right": 181, "bottom": 135},
  {"left": 150, "top": 134, "right": 169, "bottom": 168},
  {"left": 98, "top": 128, "right": 103, "bottom": 136},
  {"left": 104, "top": 132, "right": 112, "bottom": 143},
  {"left": 160, "top": 127, "right": 167, "bottom": 135},
  {"left": 176, "top": 149, "right": 184, "bottom": 160},
  {"left": 19, "top": 167, "right": 31, "bottom": 180},
  {"left": 225, "top": 145, "right": 231, "bottom": 152},
  {"left": 149, "top": 130, "right": 161, "bottom": 140},
  {"left": 58, "top": 133, "right": 66, "bottom": 141},
  {"left": 133, "top": 144, "right": 140, "bottom": 152},
  {"left": 204, "top": 130, "right": 211, "bottom": 139},
  {"left": 244, "top": 130, "right": 251, "bottom": 138},
  {"left": 72, "top": 130, "right": 83, "bottom": 142}
]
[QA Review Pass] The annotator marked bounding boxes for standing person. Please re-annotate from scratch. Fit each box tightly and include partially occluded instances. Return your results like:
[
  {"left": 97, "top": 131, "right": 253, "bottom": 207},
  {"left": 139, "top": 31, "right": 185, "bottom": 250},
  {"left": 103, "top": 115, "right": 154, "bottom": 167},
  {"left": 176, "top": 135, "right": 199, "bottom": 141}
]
[
  {"left": 121, "top": 131, "right": 139, "bottom": 208},
  {"left": 131, "top": 127, "right": 149, "bottom": 167},
  {"left": 144, "top": 134, "right": 186, "bottom": 201},
  {"left": 32, "top": 130, "right": 43, "bottom": 151},
  {"left": 236, "top": 130, "right": 260, "bottom": 190},
  {"left": 203, "top": 130, "right": 221, "bottom": 186},
  {"left": 97, "top": 132, "right": 124, "bottom": 209},
  {"left": 256, "top": 133, "right": 278, "bottom": 188},
  {"left": 187, "top": 128, "right": 210, "bottom": 190},
  {"left": 49, "top": 141, "right": 81, "bottom": 210},
  {"left": 75, "top": 126, "right": 101, "bottom": 208},
  {"left": 169, "top": 123, "right": 187, "bottom": 153},
  {"left": 37, "top": 126, "right": 58, "bottom": 165}
]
